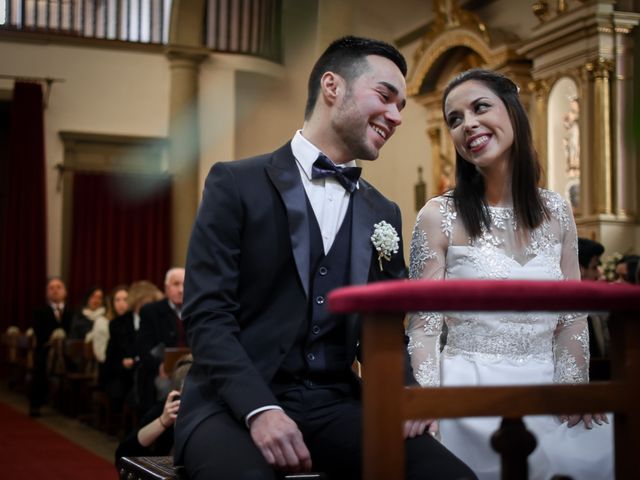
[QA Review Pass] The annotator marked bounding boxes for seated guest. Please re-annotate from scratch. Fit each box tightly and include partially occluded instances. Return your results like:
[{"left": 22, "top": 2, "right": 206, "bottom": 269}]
[
  {"left": 103, "top": 280, "right": 163, "bottom": 411},
  {"left": 30, "top": 277, "right": 74, "bottom": 417},
  {"left": 115, "top": 354, "right": 193, "bottom": 465},
  {"left": 577, "top": 238, "right": 609, "bottom": 372},
  {"left": 88, "top": 285, "right": 129, "bottom": 365},
  {"left": 615, "top": 254, "right": 640, "bottom": 283},
  {"left": 136, "top": 268, "right": 186, "bottom": 413},
  {"left": 69, "top": 286, "right": 107, "bottom": 340}
]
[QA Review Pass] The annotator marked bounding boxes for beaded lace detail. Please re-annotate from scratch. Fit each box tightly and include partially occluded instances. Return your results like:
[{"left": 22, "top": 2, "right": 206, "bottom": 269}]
[{"left": 407, "top": 189, "right": 589, "bottom": 387}]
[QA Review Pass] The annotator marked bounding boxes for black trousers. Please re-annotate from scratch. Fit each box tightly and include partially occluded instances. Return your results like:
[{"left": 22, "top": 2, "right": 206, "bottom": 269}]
[{"left": 183, "top": 385, "right": 476, "bottom": 480}]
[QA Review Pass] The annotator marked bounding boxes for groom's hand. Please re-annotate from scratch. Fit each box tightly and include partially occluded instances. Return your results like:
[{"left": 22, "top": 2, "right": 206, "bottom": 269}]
[
  {"left": 249, "top": 409, "right": 312, "bottom": 473},
  {"left": 404, "top": 419, "right": 438, "bottom": 439}
]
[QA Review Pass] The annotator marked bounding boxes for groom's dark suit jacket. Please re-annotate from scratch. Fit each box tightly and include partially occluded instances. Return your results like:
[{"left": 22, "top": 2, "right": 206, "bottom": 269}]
[{"left": 174, "top": 142, "right": 408, "bottom": 462}]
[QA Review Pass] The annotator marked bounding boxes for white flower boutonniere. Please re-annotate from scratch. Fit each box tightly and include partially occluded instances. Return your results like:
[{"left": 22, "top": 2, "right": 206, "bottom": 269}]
[{"left": 370, "top": 220, "right": 400, "bottom": 271}]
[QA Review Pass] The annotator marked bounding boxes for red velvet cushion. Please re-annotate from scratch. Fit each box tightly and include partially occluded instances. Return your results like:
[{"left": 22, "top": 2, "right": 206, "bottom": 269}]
[{"left": 328, "top": 279, "right": 640, "bottom": 314}]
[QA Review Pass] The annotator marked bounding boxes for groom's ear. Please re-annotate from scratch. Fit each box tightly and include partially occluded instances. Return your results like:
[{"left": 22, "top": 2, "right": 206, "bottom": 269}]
[{"left": 319, "top": 71, "right": 344, "bottom": 107}]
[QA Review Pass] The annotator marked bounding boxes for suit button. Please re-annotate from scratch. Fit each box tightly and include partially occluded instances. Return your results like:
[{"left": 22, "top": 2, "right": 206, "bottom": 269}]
[
  {"left": 315, "top": 296, "right": 325, "bottom": 305},
  {"left": 318, "top": 266, "right": 328, "bottom": 276},
  {"left": 307, "top": 353, "right": 315, "bottom": 361},
  {"left": 311, "top": 325, "right": 320, "bottom": 335}
]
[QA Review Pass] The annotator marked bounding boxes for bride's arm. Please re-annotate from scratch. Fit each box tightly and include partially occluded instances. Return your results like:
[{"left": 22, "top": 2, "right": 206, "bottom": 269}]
[
  {"left": 552, "top": 197, "right": 606, "bottom": 427},
  {"left": 406, "top": 198, "right": 449, "bottom": 388}
]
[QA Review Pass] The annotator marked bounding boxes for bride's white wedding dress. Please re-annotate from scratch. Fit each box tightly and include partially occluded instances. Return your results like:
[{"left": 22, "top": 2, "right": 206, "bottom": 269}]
[{"left": 407, "top": 190, "right": 613, "bottom": 480}]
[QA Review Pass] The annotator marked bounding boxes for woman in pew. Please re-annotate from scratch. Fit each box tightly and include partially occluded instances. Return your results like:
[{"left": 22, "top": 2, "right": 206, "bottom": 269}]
[
  {"left": 69, "top": 286, "right": 107, "bottom": 341},
  {"left": 88, "top": 285, "right": 129, "bottom": 366},
  {"left": 103, "top": 281, "right": 163, "bottom": 412},
  {"left": 114, "top": 354, "right": 192, "bottom": 466},
  {"left": 407, "top": 68, "right": 613, "bottom": 480}
]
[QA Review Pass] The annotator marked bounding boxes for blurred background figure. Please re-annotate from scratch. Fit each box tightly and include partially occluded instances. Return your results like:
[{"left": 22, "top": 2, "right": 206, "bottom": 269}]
[
  {"left": 578, "top": 238, "right": 604, "bottom": 282},
  {"left": 30, "top": 277, "right": 74, "bottom": 417},
  {"left": 69, "top": 286, "right": 107, "bottom": 340},
  {"left": 89, "top": 285, "right": 129, "bottom": 368},
  {"left": 102, "top": 280, "right": 163, "bottom": 412},
  {"left": 615, "top": 255, "right": 639, "bottom": 284},
  {"left": 578, "top": 237, "right": 609, "bottom": 380},
  {"left": 137, "top": 267, "right": 185, "bottom": 413},
  {"left": 115, "top": 354, "right": 193, "bottom": 465}
]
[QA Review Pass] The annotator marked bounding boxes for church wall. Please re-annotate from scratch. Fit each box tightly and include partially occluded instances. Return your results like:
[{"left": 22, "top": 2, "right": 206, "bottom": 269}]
[{"left": 0, "top": 41, "right": 170, "bottom": 278}]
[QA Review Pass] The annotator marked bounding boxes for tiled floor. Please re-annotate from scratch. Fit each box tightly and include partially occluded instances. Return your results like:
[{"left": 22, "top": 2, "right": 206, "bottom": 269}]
[{"left": 0, "top": 384, "right": 119, "bottom": 463}]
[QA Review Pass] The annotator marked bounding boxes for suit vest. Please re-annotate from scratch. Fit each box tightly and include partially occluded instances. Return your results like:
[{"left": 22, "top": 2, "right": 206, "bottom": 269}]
[{"left": 274, "top": 195, "right": 353, "bottom": 385}]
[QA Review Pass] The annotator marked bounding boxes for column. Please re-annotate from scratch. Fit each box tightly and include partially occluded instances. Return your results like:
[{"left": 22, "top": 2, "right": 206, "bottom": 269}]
[
  {"left": 167, "top": 48, "right": 207, "bottom": 267},
  {"left": 585, "top": 58, "right": 614, "bottom": 215}
]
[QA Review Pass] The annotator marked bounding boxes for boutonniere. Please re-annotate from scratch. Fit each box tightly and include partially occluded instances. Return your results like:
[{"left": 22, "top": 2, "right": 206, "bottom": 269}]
[{"left": 370, "top": 220, "right": 400, "bottom": 271}]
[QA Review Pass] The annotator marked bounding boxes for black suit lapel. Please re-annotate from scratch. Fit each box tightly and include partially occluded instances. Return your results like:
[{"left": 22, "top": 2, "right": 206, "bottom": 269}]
[
  {"left": 345, "top": 183, "right": 378, "bottom": 349},
  {"left": 265, "top": 144, "right": 311, "bottom": 298},
  {"left": 350, "top": 184, "right": 377, "bottom": 287}
]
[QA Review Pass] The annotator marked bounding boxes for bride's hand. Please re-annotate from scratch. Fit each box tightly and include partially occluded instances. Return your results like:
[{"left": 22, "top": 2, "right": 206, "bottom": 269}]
[
  {"left": 559, "top": 413, "right": 608, "bottom": 428},
  {"left": 403, "top": 419, "right": 438, "bottom": 439}
]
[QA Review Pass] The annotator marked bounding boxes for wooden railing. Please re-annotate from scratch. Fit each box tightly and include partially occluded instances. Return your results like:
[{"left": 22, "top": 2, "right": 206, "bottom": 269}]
[
  {"left": 0, "top": 0, "right": 170, "bottom": 43},
  {"left": 328, "top": 279, "right": 640, "bottom": 480},
  {"left": 1, "top": 0, "right": 282, "bottom": 61}
]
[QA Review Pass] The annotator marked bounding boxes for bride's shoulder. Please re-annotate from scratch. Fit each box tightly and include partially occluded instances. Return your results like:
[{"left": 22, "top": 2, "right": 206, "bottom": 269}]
[
  {"left": 538, "top": 188, "right": 570, "bottom": 212},
  {"left": 415, "top": 194, "right": 456, "bottom": 228},
  {"left": 422, "top": 194, "right": 455, "bottom": 213}
]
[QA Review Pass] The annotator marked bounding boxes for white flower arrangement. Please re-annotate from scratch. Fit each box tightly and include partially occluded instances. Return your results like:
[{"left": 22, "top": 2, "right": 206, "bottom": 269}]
[{"left": 370, "top": 220, "right": 400, "bottom": 271}]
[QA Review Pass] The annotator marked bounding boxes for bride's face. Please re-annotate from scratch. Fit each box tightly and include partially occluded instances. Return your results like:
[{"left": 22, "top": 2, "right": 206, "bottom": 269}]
[{"left": 443, "top": 80, "right": 514, "bottom": 176}]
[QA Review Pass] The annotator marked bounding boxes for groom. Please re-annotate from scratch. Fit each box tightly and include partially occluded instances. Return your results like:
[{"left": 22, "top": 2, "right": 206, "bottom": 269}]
[{"left": 175, "top": 36, "right": 475, "bottom": 480}]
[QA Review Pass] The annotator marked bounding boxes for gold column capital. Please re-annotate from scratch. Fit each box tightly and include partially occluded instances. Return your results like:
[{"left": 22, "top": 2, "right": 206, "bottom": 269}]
[
  {"left": 527, "top": 79, "right": 550, "bottom": 99},
  {"left": 532, "top": 1, "right": 549, "bottom": 23},
  {"left": 584, "top": 58, "right": 615, "bottom": 80}
]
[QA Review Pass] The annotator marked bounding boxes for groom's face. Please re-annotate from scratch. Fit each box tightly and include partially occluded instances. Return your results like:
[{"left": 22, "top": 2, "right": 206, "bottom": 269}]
[{"left": 331, "top": 55, "right": 406, "bottom": 161}]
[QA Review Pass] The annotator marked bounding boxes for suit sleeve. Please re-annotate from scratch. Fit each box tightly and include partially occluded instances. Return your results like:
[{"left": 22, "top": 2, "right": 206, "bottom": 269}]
[{"left": 183, "top": 162, "right": 279, "bottom": 421}]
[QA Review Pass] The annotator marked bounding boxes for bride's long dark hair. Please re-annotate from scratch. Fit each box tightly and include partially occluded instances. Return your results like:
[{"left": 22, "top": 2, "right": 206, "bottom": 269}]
[{"left": 442, "top": 69, "right": 548, "bottom": 239}]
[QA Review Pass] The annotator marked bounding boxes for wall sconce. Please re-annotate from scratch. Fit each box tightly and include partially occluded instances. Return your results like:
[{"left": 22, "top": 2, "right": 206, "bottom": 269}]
[{"left": 414, "top": 166, "right": 426, "bottom": 212}]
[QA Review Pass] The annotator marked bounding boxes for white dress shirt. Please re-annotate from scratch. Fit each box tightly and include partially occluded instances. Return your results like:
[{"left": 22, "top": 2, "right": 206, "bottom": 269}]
[{"left": 291, "top": 130, "right": 358, "bottom": 254}]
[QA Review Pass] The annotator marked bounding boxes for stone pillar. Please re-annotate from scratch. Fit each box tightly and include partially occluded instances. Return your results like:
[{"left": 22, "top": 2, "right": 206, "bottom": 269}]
[
  {"left": 613, "top": 22, "right": 638, "bottom": 219},
  {"left": 585, "top": 58, "right": 614, "bottom": 216},
  {"left": 167, "top": 48, "right": 207, "bottom": 267},
  {"left": 528, "top": 79, "right": 550, "bottom": 187}
]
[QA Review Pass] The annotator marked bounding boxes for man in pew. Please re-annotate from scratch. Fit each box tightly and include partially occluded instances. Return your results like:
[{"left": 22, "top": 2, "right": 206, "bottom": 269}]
[
  {"left": 578, "top": 237, "right": 610, "bottom": 380},
  {"left": 175, "top": 36, "right": 475, "bottom": 480},
  {"left": 29, "top": 276, "right": 73, "bottom": 417},
  {"left": 136, "top": 267, "right": 186, "bottom": 414}
]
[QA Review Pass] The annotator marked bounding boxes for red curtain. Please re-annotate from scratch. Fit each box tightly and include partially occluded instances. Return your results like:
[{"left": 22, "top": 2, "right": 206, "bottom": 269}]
[
  {"left": 0, "top": 82, "right": 47, "bottom": 332},
  {"left": 68, "top": 171, "right": 172, "bottom": 305}
]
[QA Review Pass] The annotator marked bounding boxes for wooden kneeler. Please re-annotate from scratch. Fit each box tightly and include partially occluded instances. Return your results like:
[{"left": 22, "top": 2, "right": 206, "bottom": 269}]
[
  {"left": 119, "top": 457, "right": 328, "bottom": 479},
  {"left": 328, "top": 279, "right": 640, "bottom": 480}
]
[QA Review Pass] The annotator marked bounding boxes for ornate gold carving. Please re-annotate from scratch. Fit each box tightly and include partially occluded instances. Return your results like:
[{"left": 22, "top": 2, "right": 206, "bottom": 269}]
[
  {"left": 557, "top": 0, "right": 567, "bottom": 14},
  {"left": 408, "top": 30, "right": 493, "bottom": 96},
  {"left": 585, "top": 58, "right": 614, "bottom": 80},
  {"left": 411, "top": 0, "right": 490, "bottom": 82},
  {"left": 532, "top": 1, "right": 549, "bottom": 23},
  {"left": 528, "top": 79, "right": 550, "bottom": 99}
]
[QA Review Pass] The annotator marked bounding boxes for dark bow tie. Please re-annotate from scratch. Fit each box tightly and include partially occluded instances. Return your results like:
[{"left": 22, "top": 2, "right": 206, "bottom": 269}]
[{"left": 311, "top": 154, "right": 362, "bottom": 193}]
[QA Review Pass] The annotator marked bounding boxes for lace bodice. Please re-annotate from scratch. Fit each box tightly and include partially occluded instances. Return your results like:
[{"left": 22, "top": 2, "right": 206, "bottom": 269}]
[{"left": 407, "top": 189, "right": 589, "bottom": 387}]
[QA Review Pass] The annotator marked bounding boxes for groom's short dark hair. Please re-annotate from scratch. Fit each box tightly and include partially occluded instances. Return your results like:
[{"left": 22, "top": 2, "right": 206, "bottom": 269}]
[{"left": 304, "top": 36, "right": 407, "bottom": 120}]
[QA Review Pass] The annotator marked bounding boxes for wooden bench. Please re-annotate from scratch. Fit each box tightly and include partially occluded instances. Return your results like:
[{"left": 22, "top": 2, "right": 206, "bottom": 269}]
[
  {"left": 328, "top": 279, "right": 640, "bottom": 480},
  {"left": 119, "top": 456, "right": 327, "bottom": 480}
]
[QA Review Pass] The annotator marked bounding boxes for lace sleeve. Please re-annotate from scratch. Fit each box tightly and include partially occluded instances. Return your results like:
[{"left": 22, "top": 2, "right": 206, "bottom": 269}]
[
  {"left": 552, "top": 196, "right": 589, "bottom": 383},
  {"left": 407, "top": 198, "right": 450, "bottom": 387}
]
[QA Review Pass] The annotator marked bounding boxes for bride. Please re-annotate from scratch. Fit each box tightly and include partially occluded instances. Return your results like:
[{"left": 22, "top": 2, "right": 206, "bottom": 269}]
[{"left": 407, "top": 68, "right": 613, "bottom": 480}]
